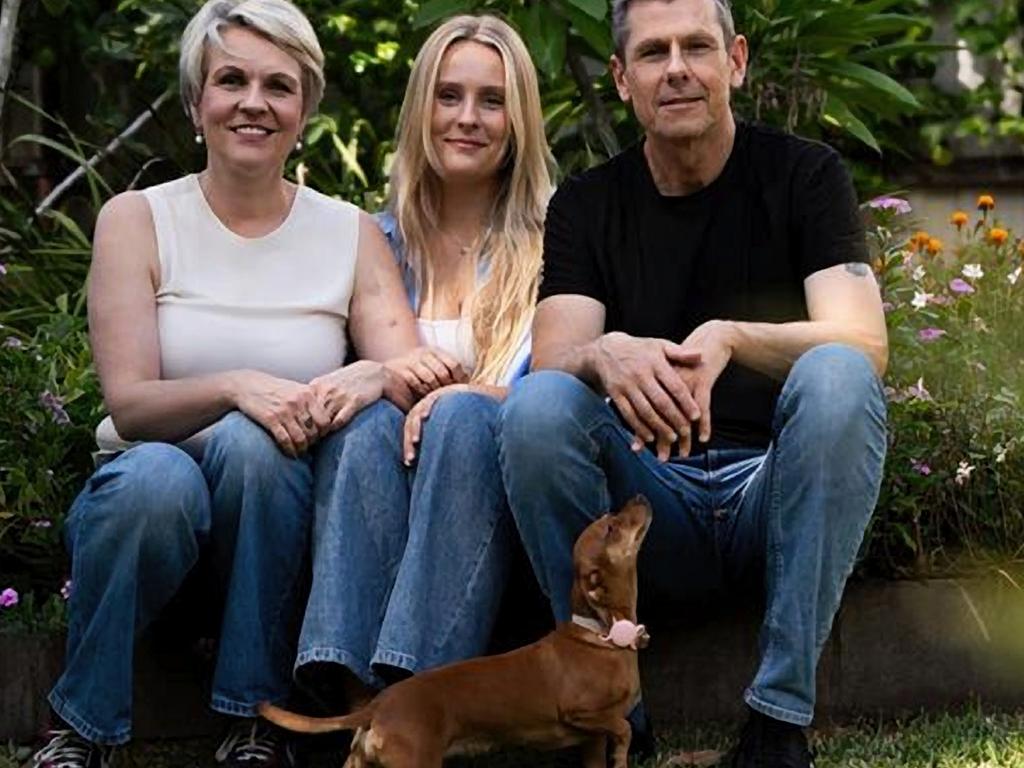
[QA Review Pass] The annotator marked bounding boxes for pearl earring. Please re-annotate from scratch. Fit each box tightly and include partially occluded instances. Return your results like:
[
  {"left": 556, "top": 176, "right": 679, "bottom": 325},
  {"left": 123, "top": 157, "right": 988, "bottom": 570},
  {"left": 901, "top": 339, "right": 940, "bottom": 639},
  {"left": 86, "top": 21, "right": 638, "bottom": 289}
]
[
  {"left": 295, "top": 140, "right": 304, "bottom": 152},
  {"left": 194, "top": 133, "right": 204, "bottom": 145}
]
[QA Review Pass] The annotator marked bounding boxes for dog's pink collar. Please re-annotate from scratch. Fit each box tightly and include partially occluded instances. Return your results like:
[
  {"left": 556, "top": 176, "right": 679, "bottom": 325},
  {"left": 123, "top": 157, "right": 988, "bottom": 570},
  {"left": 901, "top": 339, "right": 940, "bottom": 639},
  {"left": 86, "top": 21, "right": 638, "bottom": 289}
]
[{"left": 571, "top": 614, "right": 648, "bottom": 649}]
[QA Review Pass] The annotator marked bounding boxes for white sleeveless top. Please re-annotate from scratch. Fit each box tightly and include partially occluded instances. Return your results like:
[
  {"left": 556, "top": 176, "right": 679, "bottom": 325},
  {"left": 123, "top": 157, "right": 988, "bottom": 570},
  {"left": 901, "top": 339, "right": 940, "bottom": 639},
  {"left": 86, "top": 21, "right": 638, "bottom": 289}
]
[{"left": 95, "top": 174, "right": 359, "bottom": 455}]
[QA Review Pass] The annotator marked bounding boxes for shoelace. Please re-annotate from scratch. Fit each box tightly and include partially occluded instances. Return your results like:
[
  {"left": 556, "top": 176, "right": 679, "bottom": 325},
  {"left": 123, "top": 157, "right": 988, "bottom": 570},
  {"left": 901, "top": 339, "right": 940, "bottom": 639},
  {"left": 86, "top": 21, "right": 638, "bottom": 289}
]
[
  {"left": 31, "top": 729, "right": 109, "bottom": 768},
  {"left": 214, "top": 720, "right": 279, "bottom": 764}
]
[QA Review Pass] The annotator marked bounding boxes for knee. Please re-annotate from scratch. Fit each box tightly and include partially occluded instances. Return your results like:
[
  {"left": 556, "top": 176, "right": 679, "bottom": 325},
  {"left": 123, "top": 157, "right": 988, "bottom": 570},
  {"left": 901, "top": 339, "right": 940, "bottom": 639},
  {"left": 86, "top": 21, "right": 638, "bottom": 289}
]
[
  {"left": 420, "top": 392, "right": 498, "bottom": 453},
  {"left": 79, "top": 443, "right": 208, "bottom": 545},
  {"left": 319, "top": 399, "right": 404, "bottom": 460},
  {"left": 782, "top": 344, "right": 886, "bottom": 436},
  {"left": 499, "top": 371, "right": 596, "bottom": 458},
  {"left": 204, "top": 411, "right": 294, "bottom": 477}
]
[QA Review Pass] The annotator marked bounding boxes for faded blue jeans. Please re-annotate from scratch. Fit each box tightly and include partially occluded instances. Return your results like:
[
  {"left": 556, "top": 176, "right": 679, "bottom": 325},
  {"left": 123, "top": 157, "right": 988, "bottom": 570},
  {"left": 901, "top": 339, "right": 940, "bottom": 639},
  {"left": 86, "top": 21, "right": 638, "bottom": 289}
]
[
  {"left": 295, "top": 393, "right": 513, "bottom": 689},
  {"left": 49, "top": 412, "right": 317, "bottom": 745},
  {"left": 498, "top": 344, "right": 887, "bottom": 726}
]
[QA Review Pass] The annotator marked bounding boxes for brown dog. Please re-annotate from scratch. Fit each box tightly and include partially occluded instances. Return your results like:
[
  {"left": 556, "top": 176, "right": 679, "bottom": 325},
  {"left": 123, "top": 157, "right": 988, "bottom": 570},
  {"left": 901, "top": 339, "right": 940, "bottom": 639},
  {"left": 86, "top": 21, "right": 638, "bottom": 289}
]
[{"left": 260, "top": 496, "right": 654, "bottom": 767}]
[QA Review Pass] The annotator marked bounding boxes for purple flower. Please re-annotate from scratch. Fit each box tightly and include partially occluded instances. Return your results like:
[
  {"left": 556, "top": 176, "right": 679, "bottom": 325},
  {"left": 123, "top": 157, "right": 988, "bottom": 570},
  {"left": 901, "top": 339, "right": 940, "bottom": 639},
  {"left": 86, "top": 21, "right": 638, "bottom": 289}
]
[
  {"left": 949, "top": 278, "right": 975, "bottom": 295},
  {"left": 0, "top": 588, "right": 18, "bottom": 608},
  {"left": 3, "top": 336, "right": 22, "bottom": 349},
  {"left": 911, "top": 459, "right": 932, "bottom": 476},
  {"left": 868, "top": 196, "right": 912, "bottom": 215},
  {"left": 0, "top": 263, "right": 7, "bottom": 276},
  {"left": 918, "top": 327, "right": 946, "bottom": 342},
  {"left": 39, "top": 391, "right": 71, "bottom": 426},
  {"left": 882, "top": 301, "right": 895, "bottom": 313},
  {"left": 61, "top": 580, "right": 72, "bottom": 601}
]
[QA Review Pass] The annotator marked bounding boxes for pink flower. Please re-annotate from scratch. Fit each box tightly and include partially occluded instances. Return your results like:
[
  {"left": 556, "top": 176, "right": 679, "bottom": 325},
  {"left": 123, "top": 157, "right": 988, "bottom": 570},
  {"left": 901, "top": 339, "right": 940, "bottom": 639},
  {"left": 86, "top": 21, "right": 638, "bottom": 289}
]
[
  {"left": 61, "top": 580, "right": 72, "bottom": 601},
  {"left": 868, "top": 196, "right": 912, "bottom": 215},
  {"left": 0, "top": 588, "right": 18, "bottom": 608},
  {"left": 949, "top": 278, "right": 975, "bottom": 295},
  {"left": 911, "top": 459, "right": 932, "bottom": 476},
  {"left": 0, "top": 263, "right": 7, "bottom": 276},
  {"left": 882, "top": 301, "right": 895, "bottom": 313},
  {"left": 918, "top": 327, "right": 946, "bottom": 342},
  {"left": 3, "top": 336, "right": 22, "bottom": 349}
]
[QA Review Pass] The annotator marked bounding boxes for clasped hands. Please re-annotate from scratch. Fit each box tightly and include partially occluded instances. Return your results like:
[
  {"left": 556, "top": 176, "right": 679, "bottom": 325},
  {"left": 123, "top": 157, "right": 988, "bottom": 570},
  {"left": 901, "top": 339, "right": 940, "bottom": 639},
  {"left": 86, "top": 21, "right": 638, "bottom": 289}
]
[
  {"left": 233, "top": 347, "right": 467, "bottom": 458},
  {"left": 594, "top": 320, "right": 735, "bottom": 462}
]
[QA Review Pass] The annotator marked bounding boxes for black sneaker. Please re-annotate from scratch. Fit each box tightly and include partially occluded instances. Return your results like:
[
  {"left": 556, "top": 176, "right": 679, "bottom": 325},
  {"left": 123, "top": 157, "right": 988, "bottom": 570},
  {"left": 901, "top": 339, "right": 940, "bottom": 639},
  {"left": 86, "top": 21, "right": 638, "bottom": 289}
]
[
  {"left": 723, "top": 709, "right": 814, "bottom": 768},
  {"left": 214, "top": 719, "right": 297, "bottom": 767},
  {"left": 24, "top": 729, "right": 115, "bottom": 768}
]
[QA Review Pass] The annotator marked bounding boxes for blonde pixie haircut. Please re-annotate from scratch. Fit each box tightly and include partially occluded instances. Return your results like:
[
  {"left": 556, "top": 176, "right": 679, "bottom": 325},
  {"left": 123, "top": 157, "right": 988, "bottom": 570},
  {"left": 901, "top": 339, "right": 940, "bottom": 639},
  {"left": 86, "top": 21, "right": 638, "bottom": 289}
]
[
  {"left": 388, "top": 14, "right": 555, "bottom": 386},
  {"left": 179, "top": 0, "right": 325, "bottom": 121}
]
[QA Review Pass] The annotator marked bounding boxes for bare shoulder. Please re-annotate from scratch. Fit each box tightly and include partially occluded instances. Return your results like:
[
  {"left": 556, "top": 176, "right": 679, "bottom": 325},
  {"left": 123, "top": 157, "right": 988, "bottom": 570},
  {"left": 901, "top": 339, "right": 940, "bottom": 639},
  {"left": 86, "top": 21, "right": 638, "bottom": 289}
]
[{"left": 92, "top": 190, "right": 158, "bottom": 280}]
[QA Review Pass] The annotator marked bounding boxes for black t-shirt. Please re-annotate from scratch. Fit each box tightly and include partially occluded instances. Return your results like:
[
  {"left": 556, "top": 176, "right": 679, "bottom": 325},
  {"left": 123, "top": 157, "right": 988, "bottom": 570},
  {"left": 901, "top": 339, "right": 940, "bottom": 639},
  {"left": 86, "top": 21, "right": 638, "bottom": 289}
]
[{"left": 539, "top": 122, "right": 868, "bottom": 450}]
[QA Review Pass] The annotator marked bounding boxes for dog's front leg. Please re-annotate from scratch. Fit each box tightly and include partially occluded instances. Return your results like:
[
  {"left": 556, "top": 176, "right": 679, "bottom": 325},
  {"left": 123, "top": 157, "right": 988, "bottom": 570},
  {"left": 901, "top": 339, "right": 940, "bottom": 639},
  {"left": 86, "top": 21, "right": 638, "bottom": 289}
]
[{"left": 563, "top": 712, "right": 632, "bottom": 768}]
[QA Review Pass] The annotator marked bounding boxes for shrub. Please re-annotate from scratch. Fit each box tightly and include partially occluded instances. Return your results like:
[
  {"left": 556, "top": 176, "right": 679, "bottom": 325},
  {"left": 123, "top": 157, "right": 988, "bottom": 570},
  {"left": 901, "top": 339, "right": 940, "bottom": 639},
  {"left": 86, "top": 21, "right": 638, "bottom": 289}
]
[{"left": 866, "top": 194, "right": 1024, "bottom": 576}]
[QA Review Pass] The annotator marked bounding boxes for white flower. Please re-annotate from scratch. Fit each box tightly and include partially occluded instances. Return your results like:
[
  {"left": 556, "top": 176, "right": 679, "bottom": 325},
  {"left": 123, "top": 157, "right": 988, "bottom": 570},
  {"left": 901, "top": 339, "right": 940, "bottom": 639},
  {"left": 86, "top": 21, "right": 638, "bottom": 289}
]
[
  {"left": 995, "top": 445, "right": 1008, "bottom": 464},
  {"left": 962, "top": 263, "right": 984, "bottom": 279},
  {"left": 1009, "top": 267, "right": 1022, "bottom": 286},
  {"left": 912, "top": 265, "right": 926, "bottom": 282},
  {"left": 911, "top": 291, "right": 933, "bottom": 310},
  {"left": 907, "top": 377, "right": 931, "bottom": 401},
  {"left": 955, "top": 460, "right": 976, "bottom": 486}
]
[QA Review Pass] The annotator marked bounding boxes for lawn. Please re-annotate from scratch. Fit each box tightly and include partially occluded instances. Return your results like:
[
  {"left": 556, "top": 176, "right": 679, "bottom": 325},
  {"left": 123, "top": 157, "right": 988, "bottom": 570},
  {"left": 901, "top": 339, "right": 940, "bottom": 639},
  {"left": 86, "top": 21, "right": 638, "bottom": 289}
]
[{"left": 5, "top": 706, "right": 1023, "bottom": 768}]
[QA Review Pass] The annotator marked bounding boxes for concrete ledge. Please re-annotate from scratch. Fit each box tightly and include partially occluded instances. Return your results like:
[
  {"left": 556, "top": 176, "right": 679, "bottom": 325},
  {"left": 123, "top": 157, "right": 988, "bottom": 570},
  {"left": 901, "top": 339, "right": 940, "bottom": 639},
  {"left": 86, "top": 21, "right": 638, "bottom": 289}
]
[{"left": 3, "top": 578, "right": 1024, "bottom": 741}]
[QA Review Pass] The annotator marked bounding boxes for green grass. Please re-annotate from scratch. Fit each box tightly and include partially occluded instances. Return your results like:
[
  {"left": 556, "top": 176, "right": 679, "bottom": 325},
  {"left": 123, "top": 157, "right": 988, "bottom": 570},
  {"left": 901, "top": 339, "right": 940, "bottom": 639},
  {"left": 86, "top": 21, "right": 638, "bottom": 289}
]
[{"left": 5, "top": 707, "right": 1024, "bottom": 767}]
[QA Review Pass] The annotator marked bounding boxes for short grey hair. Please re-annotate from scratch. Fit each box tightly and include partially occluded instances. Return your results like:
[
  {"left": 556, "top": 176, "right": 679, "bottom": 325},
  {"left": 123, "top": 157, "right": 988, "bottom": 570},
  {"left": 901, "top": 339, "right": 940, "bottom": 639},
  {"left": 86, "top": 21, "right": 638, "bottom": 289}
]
[
  {"left": 612, "top": 0, "right": 736, "bottom": 57},
  {"left": 179, "top": 0, "right": 326, "bottom": 121}
]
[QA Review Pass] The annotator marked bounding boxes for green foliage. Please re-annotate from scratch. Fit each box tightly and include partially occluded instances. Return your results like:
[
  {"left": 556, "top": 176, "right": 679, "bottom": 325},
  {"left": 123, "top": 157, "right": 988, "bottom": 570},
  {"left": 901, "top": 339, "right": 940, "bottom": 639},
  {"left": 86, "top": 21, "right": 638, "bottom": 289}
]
[
  {"left": 865, "top": 196, "right": 1024, "bottom": 576},
  {"left": 0, "top": 305, "right": 102, "bottom": 615}
]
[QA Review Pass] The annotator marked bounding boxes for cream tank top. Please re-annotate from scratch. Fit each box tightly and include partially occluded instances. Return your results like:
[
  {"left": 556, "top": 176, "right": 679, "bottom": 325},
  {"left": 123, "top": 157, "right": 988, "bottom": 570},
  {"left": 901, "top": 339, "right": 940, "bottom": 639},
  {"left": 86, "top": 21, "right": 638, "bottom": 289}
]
[{"left": 95, "top": 174, "right": 359, "bottom": 455}]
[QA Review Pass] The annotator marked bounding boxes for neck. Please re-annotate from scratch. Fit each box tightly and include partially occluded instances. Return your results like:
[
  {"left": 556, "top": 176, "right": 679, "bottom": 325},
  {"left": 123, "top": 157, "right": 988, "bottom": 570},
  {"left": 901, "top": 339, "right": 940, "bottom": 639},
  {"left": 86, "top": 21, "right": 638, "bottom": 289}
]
[
  {"left": 643, "top": 114, "right": 737, "bottom": 196},
  {"left": 201, "top": 156, "right": 292, "bottom": 223},
  {"left": 438, "top": 177, "right": 498, "bottom": 241}
]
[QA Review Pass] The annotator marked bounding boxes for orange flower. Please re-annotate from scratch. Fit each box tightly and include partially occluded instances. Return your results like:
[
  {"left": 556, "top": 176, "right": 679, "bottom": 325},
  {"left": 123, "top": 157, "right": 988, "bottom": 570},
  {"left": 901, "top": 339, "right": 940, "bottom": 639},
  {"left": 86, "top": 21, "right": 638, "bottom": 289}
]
[
  {"left": 977, "top": 194, "right": 995, "bottom": 211},
  {"left": 927, "top": 237, "right": 943, "bottom": 255},
  {"left": 909, "top": 230, "right": 931, "bottom": 251},
  {"left": 989, "top": 227, "right": 1009, "bottom": 246},
  {"left": 950, "top": 211, "right": 969, "bottom": 229}
]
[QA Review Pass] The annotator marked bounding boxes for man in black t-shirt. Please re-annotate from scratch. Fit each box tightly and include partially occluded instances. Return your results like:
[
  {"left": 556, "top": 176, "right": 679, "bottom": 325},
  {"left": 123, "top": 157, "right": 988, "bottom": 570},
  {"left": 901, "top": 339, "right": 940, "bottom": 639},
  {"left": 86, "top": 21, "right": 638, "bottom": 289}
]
[{"left": 498, "top": 0, "right": 888, "bottom": 765}]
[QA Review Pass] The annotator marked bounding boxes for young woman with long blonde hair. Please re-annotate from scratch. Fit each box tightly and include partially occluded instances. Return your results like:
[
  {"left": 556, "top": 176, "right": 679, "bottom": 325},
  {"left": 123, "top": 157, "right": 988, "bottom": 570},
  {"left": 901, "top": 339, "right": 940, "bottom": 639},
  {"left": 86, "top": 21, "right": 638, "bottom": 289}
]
[{"left": 294, "top": 14, "right": 554, "bottom": 707}]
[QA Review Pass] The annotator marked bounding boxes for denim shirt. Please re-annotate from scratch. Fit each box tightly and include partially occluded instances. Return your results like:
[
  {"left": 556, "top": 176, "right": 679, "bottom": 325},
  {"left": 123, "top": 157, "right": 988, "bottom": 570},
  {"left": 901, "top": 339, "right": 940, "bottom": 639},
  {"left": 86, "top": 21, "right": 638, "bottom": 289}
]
[{"left": 374, "top": 211, "right": 531, "bottom": 386}]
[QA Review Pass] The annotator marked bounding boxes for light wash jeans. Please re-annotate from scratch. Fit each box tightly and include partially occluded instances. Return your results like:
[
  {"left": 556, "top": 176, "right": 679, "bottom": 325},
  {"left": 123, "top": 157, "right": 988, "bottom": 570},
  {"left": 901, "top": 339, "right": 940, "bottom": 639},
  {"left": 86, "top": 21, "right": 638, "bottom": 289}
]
[
  {"left": 49, "top": 412, "right": 318, "bottom": 745},
  {"left": 497, "top": 344, "right": 887, "bottom": 726},
  {"left": 295, "top": 393, "right": 513, "bottom": 689}
]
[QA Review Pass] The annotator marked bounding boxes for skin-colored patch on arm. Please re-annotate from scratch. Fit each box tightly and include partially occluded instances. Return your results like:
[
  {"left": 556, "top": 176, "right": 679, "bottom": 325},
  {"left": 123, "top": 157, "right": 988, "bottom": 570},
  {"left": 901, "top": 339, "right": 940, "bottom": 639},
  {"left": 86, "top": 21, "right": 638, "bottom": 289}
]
[
  {"left": 531, "top": 294, "right": 606, "bottom": 372},
  {"left": 348, "top": 211, "right": 419, "bottom": 362},
  {"left": 805, "top": 261, "right": 889, "bottom": 372}
]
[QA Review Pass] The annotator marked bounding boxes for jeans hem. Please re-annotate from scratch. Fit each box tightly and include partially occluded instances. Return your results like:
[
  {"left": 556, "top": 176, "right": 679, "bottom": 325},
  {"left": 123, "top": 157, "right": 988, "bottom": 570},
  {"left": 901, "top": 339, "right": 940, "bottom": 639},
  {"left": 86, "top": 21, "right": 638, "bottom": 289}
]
[
  {"left": 743, "top": 689, "right": 813, "bottom": 727},
  {"left": 294, "top": 646, "right": 381, "bottom": 688},
  {"left": 48, "top": 687, "right": 131, "bottom": 746},
  {"left": 370, "top": 648, "right": 420, "bottom": 676},
  {"left": 210, "top": 696, "right": 265, "bottom": 718}
]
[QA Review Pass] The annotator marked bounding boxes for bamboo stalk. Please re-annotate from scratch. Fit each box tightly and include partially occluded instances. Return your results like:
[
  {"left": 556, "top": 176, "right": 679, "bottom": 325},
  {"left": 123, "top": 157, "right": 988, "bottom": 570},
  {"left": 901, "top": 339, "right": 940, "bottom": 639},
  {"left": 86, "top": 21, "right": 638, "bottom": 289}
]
[{"left": 34, "top": 88, "right": 173, "bottom": 218}]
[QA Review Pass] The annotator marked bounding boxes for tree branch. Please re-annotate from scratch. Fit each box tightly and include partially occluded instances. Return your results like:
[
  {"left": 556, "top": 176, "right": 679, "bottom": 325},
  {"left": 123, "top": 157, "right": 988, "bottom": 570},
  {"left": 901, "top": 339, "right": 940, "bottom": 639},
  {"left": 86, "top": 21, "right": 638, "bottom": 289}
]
[
  {"left": 567, "top": 48, "right": 619, "bottom": 159},
  {"left": 34, "top": 88, "right": 174, "bottom": 218},
  {"left": 0, "top": 0, "right": 24, "bottom": 138}
]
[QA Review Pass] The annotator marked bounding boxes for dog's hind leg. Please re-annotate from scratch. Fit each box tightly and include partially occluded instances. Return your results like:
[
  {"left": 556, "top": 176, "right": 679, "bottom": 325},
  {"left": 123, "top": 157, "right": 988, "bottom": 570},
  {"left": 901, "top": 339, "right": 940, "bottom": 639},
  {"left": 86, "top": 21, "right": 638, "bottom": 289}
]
[{"left": 580, "top": 734, "right": 608, "bottom": 768}]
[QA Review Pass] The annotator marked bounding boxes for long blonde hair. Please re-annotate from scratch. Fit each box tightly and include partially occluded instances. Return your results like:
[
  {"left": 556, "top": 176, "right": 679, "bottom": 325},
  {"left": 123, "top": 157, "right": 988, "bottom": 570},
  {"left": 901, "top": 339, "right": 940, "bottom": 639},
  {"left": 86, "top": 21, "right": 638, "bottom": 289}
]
[{"left": 387, "top": 14, "right": 555, "bottom": 385}]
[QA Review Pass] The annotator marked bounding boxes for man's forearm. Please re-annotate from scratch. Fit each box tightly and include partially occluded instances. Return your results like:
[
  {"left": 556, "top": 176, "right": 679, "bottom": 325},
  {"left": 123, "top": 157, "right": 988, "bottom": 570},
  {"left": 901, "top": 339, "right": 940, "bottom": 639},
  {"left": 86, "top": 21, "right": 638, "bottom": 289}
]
[
  {"left": 532, "top": 339, "right": 604, "bottom": 389},
  {"left": 724, "top": 319, "right": 888, "bottom": 380}
]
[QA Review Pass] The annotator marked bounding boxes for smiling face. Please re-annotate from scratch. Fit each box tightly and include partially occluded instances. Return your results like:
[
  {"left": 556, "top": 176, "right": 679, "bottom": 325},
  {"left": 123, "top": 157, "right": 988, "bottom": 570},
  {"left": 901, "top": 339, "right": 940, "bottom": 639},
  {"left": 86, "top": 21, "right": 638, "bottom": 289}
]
[
  {"left": 192, "top": 25, "right": 305, "bottom": 174},
  {"left": 429, "top": 39, "right": 510, "bottom": 186},
  {"left": 611, "top": 0, "right": 747, "bottom": 143}
]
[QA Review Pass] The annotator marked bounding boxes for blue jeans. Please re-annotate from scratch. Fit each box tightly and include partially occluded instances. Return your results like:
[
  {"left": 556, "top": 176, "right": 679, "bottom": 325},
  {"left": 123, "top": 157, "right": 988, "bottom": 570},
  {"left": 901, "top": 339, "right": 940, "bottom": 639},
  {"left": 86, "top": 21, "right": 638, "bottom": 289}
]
[
  {"left": 49, "top": 412, "right": 316, "bottom": 744},
  {"left": 498, "top": 344, "right": 887, "bottom": 726},
  {"left": 295, "top": 394, "right": 512, "bottom": 688}
]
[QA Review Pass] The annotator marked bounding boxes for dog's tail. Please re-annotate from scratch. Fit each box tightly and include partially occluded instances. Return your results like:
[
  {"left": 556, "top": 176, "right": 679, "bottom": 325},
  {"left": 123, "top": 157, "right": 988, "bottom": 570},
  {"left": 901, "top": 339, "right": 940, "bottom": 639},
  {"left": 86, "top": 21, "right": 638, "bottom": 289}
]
[{"left": 258, "top": 701, "right": 374, "bottom": 734}]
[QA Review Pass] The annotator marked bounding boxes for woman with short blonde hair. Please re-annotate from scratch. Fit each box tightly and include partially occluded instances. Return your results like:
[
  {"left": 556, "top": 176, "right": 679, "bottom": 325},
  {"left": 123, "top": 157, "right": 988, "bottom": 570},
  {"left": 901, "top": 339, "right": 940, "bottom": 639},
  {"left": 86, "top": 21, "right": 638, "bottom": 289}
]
[
  {"left": 294, "top": 14, "right": 555, "bottom": 706},
  {"left": 26, "top": 2, "right": 458, "bottom": 766}
]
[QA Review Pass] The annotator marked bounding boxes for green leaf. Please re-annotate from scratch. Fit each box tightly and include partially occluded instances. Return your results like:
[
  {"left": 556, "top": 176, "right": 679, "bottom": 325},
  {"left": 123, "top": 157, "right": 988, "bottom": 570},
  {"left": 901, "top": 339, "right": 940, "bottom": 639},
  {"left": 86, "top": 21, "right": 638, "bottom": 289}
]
[
  {"left": 822, "top": 95, "right": 880, "bottom": 154},
  {"left": 522, "top": 4, "right": 568, "bottom": 78},
  {"left": 331, "top": 133, "right": 368, "bottom": 188},
  {"left": 8, "top": 135, "right": 113, "bottom": 196},
  {"left": 40, "top": 0, "right": 70, "bottom": 15},
  {"left": 557, "top": 1, "right": 614, "bottom": 58},
  {"left": 563, "top": 0, "right": 607, "bottom": 22},
  {"left": 817, "top": 60, "right": 921, "bottom": 110},
  {"left": 413, "top": 0, "right": 474, "bottom": 29}
]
